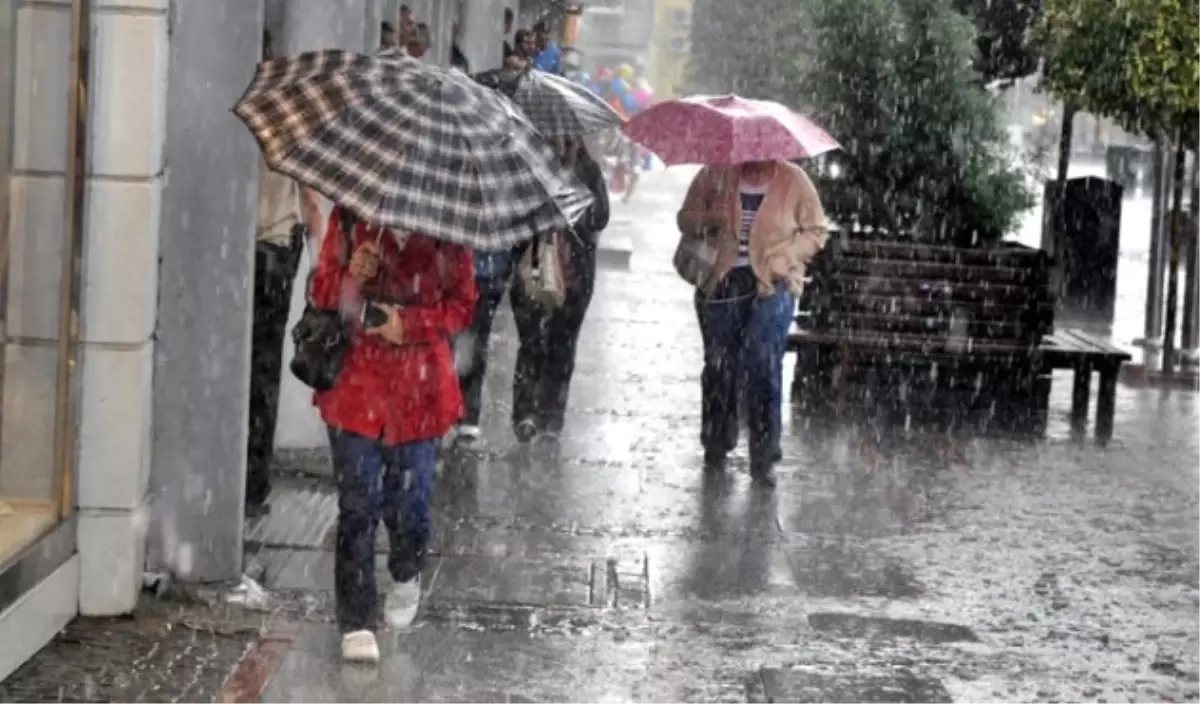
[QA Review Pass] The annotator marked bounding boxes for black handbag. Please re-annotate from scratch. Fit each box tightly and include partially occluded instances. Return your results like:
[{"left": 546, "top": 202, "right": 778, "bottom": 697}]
[{"left": 289, "top": 210, "right": 355, "bottom": 391}]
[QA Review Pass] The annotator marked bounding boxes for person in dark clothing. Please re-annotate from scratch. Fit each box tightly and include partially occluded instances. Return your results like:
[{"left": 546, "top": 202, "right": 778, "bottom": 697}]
[
  {"left": 513, "top": 28, "right": 536, "bottom": 60},
  {"left": 510, "top": 139, "right": 610, "bottom": 441},
  {"left": 380, "top": 21, "right": 397, "bottom": 49},
  {"left": 453, "top": 244, "right": 514, "bottom": 445},
  {"left": 451, "top": 44, "right": 470, "bottom": 73},
  {"left": 247, "top": 29, "right": 324, "bottom": 515}
]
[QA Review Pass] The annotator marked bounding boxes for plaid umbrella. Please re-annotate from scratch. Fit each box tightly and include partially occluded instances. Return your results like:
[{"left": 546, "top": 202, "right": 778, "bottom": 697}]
[
  {"left": 233, "top": 50, "right": 592, "bottom": 250},
  {"left": 476, "top": 69, "right": 623, "bottom": 138}
]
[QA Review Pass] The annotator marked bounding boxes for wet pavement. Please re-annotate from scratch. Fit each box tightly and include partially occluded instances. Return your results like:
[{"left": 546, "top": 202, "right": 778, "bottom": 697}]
[
  {"left": 245, "top": 168, "right": 1199, "bottom": 702},
  {"left": 0, "top": 596, "right": 257, "bottom": 703},
  {"left": 2, "top": 168, "right": 1194, "bottom": 702}
]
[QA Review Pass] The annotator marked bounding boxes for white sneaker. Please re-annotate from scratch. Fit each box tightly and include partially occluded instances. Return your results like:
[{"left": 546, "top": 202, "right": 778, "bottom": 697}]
[
  {"left": 340, "top": 630, "right": 380, "bottom": 663},
  {"left": 456, "top": 425, "right": 482, "bottom": 443},
  {"left": 384, "top": 577, "right": 421, "bottom": 629}
]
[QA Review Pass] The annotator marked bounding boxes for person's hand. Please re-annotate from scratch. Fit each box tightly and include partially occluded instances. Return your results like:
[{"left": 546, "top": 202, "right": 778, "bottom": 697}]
[
  {"left": 349, "top": 243, "right": 379, "bottom": 284},
  {"left": 365, "top": 303, "right": 404, "bottom": 345}
]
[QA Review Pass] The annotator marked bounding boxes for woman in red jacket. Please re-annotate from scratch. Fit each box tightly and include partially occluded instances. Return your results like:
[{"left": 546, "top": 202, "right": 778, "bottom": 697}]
[{"left": 309, "top": 207, "right": 477, "bottom": 663}]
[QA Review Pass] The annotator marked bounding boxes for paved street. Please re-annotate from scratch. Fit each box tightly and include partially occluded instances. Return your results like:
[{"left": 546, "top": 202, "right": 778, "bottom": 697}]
[
  {"left": 246, "top": 168, "right": 1199, "bottom": 702},
  {"left": 2, "top": 168, "right": 1196, "bottom": 703}
]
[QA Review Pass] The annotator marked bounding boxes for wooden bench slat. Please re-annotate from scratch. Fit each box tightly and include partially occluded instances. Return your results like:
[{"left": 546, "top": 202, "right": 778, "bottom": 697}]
[
  {"left": 788, "top": 328, "right": 1041, "bottom": 355},
  {"left": 790, "top": 328, "right": 1132, "bottom": 366},
  {"left": 1042, "top": 329, "right": 1131, "bottom": 362},
  {"left": 818, "top": 258, "right": 1047, "bottom": 285},
  {"left": 818, "top": 312, "right": 1030, "bottom": 340},
  {"left": 833, "top": 239, "right": 1052, "bottom": 267},
  {"left": 805, "top": 275, "right": 1053, "bottom": 304},
  {"left": 815, "top": 294, "right": 1053, "bottom": 322}
]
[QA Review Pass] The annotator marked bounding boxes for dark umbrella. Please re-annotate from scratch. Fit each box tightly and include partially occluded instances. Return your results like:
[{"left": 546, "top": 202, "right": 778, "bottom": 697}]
[
  {"left": 474, "top": 68, "right": 623, "bottom": 138},
  {"left": 233, "top": 50, "right": 592, "bottom": 250}
]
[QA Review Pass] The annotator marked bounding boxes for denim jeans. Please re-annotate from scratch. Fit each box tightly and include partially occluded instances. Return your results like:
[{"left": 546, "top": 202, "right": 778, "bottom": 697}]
[
  {"left": 328, "top": 428, "right": 436, "bottom": 633},
  {"left": 458, "top": 250, "right": 514, "bottom": 426},
  {"left": 694, "top": 268, "right": 795, "bottom": 469}
]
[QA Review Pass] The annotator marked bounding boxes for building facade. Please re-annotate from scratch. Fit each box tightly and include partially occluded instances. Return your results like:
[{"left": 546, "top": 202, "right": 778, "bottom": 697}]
[
  {"left": 573, "top": 0, "right": 654, "bottom": 76},
  {"left": 647, "top": 0, "right": 692, "bottom": 100},
  {"left": 0, "top": 0, "right": 507, "bottom": 681}
]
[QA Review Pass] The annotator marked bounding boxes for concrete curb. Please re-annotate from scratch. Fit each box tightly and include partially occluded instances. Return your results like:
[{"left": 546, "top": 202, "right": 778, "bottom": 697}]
[
  {"left": 1121, "top": 363, "right": 1200, "bottom": 390},
  {"left": 218, "top": 623, "right": 301, "bottom": 703},
  {"left": 596, "top": 236, "right": 634, "bottom": 270}
]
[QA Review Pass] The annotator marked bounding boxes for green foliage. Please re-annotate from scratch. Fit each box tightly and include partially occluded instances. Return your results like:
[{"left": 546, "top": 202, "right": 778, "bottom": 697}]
[
  {"left": 686, "top": 0, "right": 804, "bottom": 98},
  {"left": 952, "top": 0, "right": 1043, "bottom": 85},
  {"left": 1036, "top": 0, "right": 1147, "bottom": 134},
  {"left": 1036, "top": 0, "right": 1198, "bottom": 146},
  {"left": 1127, "top": 0, "right": 1199, "bottom": 147},
  {"left": 804, "top": 0, "right": 1035, "bottom": 243}
]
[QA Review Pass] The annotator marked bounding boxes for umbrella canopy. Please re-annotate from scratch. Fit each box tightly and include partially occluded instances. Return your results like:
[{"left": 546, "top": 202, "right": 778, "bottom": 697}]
[
  {"left": 474, "top": 68, "right": 623, "bottom": 138},
  {"left": 622, "top": 94, "right": 840, "bottom": 166},
  {"left": 233, "top": 50, "right": 592, "bottom": 250}
]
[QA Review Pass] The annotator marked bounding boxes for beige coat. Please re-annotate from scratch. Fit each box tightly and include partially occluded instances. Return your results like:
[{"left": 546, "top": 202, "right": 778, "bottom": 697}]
[{"left": 676, "top": 162, "right": 827, "bottom": 297}]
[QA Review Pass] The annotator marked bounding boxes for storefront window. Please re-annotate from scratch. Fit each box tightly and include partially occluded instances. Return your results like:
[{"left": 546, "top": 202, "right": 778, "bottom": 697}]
[{"left": 0, "top": 0, "right": 81, "bottom": 573}]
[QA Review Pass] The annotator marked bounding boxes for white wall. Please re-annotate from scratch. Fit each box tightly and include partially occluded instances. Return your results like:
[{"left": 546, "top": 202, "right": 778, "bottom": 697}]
[
  {"left": 460, "top": 0, "right": 506, "bottom": 73},
  {"left": 5, "top": 0, "right": 170, "bottom": 614}
]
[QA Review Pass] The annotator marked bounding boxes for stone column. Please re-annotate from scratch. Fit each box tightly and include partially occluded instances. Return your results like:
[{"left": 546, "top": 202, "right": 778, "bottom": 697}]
[
  {"left": 145, "top": 0, "right": 264, "bottom": 584},
  {"left": 6, "top": 0, "right": 170, "bottom": 614},
  {"left": 430, "top": 0, "right": 458, "bottom": 68},
  {"left": 364, "top": 0, "right": 381, "bottom": 50},
  {"left": 460, "top": 0, "right": 505, "bottom": 74},
  {"left": 268, "top": 0, "right": 371, "bottom": 54}
]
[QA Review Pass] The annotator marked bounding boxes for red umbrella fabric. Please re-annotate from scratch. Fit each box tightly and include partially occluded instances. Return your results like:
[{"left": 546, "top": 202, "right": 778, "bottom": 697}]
[{"left": 622, "top": 94, "right": 840, "bottom": 166}]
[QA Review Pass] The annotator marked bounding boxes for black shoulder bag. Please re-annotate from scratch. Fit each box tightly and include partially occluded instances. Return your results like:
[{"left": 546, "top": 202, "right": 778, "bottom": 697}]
[{"left": 289, "top": 210, "right": 356, "bottom": 391}]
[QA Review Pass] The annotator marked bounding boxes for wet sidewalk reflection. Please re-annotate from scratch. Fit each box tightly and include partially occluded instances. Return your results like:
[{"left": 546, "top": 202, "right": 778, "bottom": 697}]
[{"left": 250, "top": 169, "right": 1199, "bottom": 703}]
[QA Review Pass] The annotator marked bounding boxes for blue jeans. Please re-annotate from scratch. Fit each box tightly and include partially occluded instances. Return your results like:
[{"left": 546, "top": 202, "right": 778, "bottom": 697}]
[
  {"left": 694, "top": 268, "right": 795, "bottom": 469},
  {"left": 458, "top": 250, "right": 514, "bottom": 425},
  {"left": 328, "top": 428, "right": 436, "bottom": 633}
]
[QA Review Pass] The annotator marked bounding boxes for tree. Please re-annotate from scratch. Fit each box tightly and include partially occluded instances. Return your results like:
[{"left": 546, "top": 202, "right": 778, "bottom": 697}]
[
  {"left": 797, "top": 0, "right": 1033, "bottom": 243},
  {"left": 952, "top": 0, "right": 1043, "bottom": 85},
  {"left": 1036, "top": 1, "right": 1135, "bottom": 137},
  {"left": 686, "top": 0, "right": 802, "bottom": 98},
  {"left": 1125, "top": 0, "right": 1199, "bottom": 148},
  {"left": 1146, "top": 0, "right": 1200, "bottom": 372},
  {"left": 1036, "top": 0, "right": 1198, "bottom": 370}
]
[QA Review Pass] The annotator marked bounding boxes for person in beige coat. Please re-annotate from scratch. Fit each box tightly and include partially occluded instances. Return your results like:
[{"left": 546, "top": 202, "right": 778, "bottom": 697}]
[{"left": 676, "top": 160, "right": 827, "bottom": 486}]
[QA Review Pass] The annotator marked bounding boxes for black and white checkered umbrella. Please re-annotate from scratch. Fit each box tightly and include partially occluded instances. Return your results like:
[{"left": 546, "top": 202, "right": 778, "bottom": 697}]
[
  {"left": 478, "top": 69, "right": 624, "bottom": 138},
  {"left": 233, "top": 50, "right": 592, "bottom": 250}
]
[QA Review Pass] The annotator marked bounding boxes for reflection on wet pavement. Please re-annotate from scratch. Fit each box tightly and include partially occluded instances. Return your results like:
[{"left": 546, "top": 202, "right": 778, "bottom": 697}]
[{"left": 256, "top": 169, "right": 1199, "bottom": 703}]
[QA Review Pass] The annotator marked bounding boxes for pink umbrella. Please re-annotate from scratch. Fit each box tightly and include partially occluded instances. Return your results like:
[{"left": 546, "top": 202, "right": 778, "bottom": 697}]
[{"left": 622, "top": 94, "right": 840, "bottom": 166}]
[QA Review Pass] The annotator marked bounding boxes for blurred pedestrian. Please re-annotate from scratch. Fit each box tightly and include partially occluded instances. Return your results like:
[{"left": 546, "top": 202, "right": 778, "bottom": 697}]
[
  {"left": 452, "top": 242, "right": 515, "bottom": 446},
  {"left": 510, "top": 138, "right": 609, "bottom": 442},
  {"left": 406, "top": 22, "right": 431, "bottom": 60},
  {"left": 676, "top": 160, "right": 826, "bottom": 486},
  {"left": 246, "top": 29, "right": 325, "bottom": 518},
  {"left": 380, "top": 21, "right": 398, "bottom": 50},
  {"left": 531, "top": 20, "right": 561, "bottom": 73},
  {"left": 513, "top": 28, "right": 536, "bottom": 60},
  {"left": 309, "top": 206, "right": 477, "bottom": 663}
]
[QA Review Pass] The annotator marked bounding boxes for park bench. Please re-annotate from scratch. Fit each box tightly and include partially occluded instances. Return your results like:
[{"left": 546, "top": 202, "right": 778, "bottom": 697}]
[{"left": 789, "top": 234, "right": 1131, "bottom": 442}]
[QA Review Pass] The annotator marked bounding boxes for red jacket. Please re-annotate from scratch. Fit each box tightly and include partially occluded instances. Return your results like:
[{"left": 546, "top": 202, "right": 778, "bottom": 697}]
[{"left": 310, "top": 208, "right": 478, "bottom": 445}]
